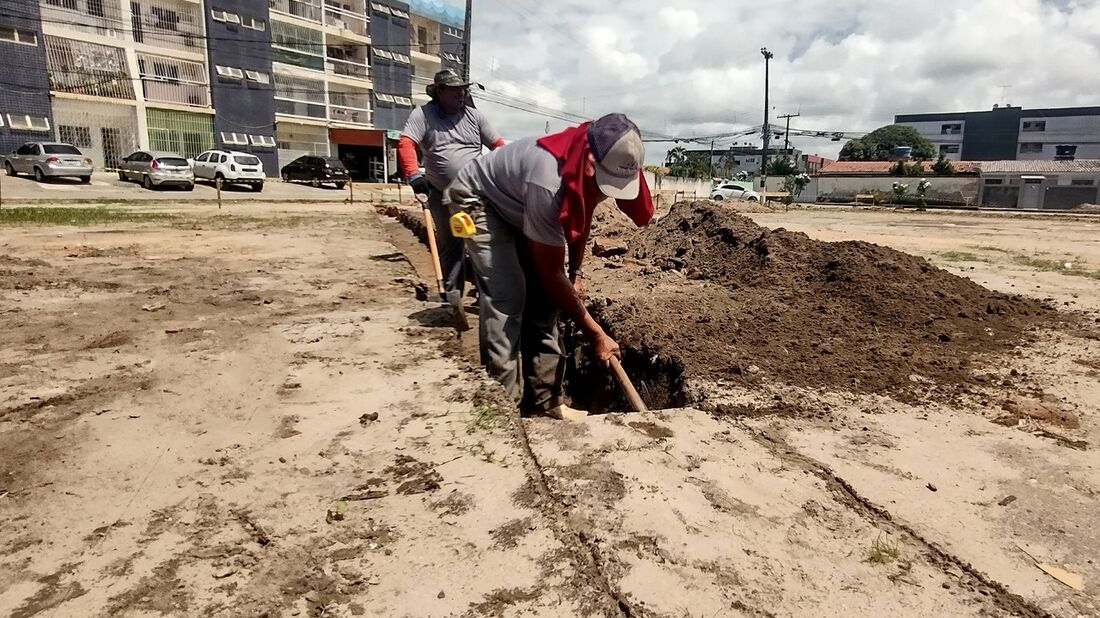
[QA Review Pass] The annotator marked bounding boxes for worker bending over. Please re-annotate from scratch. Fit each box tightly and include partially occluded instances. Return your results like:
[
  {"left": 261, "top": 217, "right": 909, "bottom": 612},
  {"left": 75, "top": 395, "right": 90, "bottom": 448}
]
[{"left": 446, "top": 113, "right": 653, "bottom": 420}]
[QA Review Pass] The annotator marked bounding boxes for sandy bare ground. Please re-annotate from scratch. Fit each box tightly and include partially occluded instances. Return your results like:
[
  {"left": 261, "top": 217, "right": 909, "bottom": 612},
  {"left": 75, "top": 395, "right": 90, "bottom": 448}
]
[{"left": 1, "top": 202, "right": 1098, "bottom": 617}]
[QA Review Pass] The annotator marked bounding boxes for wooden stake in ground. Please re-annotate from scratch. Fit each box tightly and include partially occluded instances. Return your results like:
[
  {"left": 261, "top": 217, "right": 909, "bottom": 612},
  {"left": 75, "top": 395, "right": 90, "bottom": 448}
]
[{"left": 216, "top": 177, "right": 223, "bottom": 209}]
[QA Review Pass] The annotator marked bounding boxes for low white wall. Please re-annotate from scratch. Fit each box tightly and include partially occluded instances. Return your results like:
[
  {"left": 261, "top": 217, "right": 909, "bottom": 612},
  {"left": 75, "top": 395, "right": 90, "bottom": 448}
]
[
  {"left": 645, "top": 172, "right": 712, "bottom": 199},
  {"left": 765, "top": 175, "right": 979, "bottom": 203}
]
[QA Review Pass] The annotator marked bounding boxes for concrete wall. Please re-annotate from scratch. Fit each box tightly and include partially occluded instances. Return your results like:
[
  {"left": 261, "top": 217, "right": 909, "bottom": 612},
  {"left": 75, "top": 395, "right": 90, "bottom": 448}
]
[
  {"left": 1016, "top": 114, "right": 1100, "bottom": 160},
  {"left": 0, "top": 1, "right": 53, "bottom": 155},
  {"left": 979, "top": 173, "right": 1100, "bottom": 209},
  {"left": 645, "top": 173, "right": 711, "bottom": 200},
  {"left": 207, "top": 0, "right": 278, "bottom": 175},
  {"left": 799, "top": 176, "right": 979, "bottom": 203}
]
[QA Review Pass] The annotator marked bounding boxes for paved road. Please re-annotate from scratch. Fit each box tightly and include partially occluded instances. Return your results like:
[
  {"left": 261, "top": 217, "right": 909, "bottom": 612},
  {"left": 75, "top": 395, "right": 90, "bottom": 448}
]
[{"left": 0, "top": 171, "right": 409, "bottom": 203}]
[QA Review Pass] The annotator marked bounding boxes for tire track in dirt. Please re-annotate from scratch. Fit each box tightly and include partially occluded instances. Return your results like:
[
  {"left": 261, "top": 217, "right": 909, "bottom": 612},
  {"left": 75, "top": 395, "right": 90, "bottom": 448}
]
[{"left": 743, "top": 422, "right": 1055, "bottom": 618}]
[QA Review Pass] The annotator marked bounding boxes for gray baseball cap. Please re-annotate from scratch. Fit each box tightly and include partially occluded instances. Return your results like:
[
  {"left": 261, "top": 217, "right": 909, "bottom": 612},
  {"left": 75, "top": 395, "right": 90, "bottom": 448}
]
[{"left": 588, "top": 113, "right": 644, "bottom": 199}]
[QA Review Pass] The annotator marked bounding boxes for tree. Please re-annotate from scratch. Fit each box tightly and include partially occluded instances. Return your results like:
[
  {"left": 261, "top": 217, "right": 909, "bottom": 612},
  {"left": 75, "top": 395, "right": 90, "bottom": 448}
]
[
  {"left": 931, "top": 154, "right": 955, "bottom": 176},
  {"left": 666, "top": 146, "right": 687, "bottom": 166},
  {"left": 839, "top": 124, "right": 936, "bottom": 161},
  {"left": 782, "top": 173, "right": 811, "bottom": 203},
  {"left": 667, "top": 151, "right": 711, "bottom": 178},
  {"left": 889, "top": 160, "right": 925, "bottom": 177},
  {"left": 767, "top": 157, "right": 798, "bottom": 176}
]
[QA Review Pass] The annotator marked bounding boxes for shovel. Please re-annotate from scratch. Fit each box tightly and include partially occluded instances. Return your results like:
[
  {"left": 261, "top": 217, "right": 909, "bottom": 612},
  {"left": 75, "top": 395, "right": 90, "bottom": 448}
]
[
  {"left": 416, "top": 193, "right": 470, "bottom": 332},
  {"left": 609, "top": 356, "right": 648, "bottom": 412}
]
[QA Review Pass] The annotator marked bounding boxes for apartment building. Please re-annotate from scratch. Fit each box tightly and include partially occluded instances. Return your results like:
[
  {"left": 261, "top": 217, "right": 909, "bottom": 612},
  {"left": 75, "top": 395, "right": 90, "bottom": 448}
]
[
  {"left": 0, "top": 0, "right": 468, "bottom": 177},
  {"left": 895, "top": 105, "right": 1100, "bottom": 162}
]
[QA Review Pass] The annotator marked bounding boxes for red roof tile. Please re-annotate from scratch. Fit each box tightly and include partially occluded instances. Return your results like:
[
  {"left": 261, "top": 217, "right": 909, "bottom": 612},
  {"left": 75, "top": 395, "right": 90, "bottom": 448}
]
[{"left": 818, "top": 160, "right": 980, "bottom": 175}]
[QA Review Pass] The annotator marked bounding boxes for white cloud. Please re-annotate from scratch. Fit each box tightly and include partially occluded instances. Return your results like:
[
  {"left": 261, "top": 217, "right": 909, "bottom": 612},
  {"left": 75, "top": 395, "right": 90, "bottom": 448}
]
[
  {"left": 470, "top": 0, "right": 1100, "bottom": 163},
  {"left": 656, "top": 7, "right": 701, "bottom": 37}
]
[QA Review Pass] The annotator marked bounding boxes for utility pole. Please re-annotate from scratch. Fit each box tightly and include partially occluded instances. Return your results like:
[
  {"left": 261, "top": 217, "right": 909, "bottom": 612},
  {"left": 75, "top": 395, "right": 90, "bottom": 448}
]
[
  {"left": 760, "top": 47, "right": 774, "bottom": 187},
  {"left": 778, "top": 112, "right": 799, "bottom": 162},
  {"left": 462, "top": 0, "right": 472, "bottom": 82},
  {"left": 708, "top": 138, "right": 715, "bottom": 178}
]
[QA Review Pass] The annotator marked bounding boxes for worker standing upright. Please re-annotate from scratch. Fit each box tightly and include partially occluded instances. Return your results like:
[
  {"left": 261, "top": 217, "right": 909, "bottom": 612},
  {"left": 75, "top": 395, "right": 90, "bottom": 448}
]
[{"left": 398, "top": 69, "right": 505, "bottom": 296}]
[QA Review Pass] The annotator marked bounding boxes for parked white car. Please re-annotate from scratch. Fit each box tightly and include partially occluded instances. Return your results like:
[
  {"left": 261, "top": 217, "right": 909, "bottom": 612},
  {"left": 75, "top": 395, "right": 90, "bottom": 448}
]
[
  {"left": 711, "top": 182, "right": 760, "bottom": 202},
  {"left": 190, "top": 150, "right": 265, "bottom": 191}
]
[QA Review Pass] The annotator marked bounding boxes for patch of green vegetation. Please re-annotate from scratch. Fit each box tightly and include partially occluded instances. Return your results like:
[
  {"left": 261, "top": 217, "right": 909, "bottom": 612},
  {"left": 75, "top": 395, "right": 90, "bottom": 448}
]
[
  {"left": 936, "top": 250, "right": 984, "bottom": 263},
  {"left": 0, "top": 207, "right": 179, "bottom": 226},
  {"left": 467, "top": 400, "right": 511, "bottom": 435},
  {"left": 1012, "top": 255, "right": 1100, "bottom": 280},
  {"left": 867, "top": 533, "right": 900, "bottom": 565},
  {"left": 970, "top": 245, "right": 1012, "bottom": 254}
]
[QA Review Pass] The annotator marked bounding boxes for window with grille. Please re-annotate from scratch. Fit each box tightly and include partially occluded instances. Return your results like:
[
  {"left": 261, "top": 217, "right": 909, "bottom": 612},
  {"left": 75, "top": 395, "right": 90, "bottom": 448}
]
[
  {"left": 1020, "top": 143, "right": 1043, "bottom": 154},
  {"left": 151, "top": 6, "right": 180, "bottom": 30},
  {"left": 1022, "top": 121, "right": 1046, "bottom": 132},
  {"left": 59, "top": 125, "right": 93, "bottom": 147},
  {"left": 45, "top": 36, "right": 135, "bottom": 99}
]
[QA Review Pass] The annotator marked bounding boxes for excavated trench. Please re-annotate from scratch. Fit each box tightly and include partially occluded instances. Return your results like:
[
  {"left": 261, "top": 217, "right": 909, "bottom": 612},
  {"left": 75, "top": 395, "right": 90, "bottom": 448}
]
[
  {"left": 384, "top": 200, "right": 1062, "bottom": 413},
  {"left": 562, "top": 314, "right": 688, "bottom": 413}
]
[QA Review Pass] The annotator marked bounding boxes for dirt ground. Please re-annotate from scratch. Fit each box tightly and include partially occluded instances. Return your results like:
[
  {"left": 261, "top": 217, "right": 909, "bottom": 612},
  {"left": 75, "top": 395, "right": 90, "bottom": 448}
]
[{"left": 1, "top": 200, "right": 1099, "bottom": 617}]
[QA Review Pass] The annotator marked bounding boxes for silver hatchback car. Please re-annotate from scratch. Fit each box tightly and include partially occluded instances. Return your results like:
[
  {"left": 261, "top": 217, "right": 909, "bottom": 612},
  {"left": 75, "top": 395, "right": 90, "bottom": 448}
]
[
  {"left": 4, "top": 142, "right": 94, "bottom": 183},
  {"left": 118, "top": 150, "right": 195, "bottom": 191}
]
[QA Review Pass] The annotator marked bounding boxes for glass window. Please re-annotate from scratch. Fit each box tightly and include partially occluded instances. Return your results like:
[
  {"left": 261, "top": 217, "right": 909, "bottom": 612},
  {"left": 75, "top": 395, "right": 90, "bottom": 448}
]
[
  {"left": 1020, "top": 143, "right": 1043, "bottom": 154},
  {"left": 43, "top": 144, "right": 82, "bottom": 154},
  {"left": 1022, "top": 121, "right": 1046, "bottom": 132},
  {"left": 234, "top": 154, "right": 261, "bottom": 165},
  {"left": 0, "top": 27, "right": 38, "bottom": 46},
  {"left": 156, "top": 156, "right": 189, "bottom": 166},
  {"left": 195, "top": 152, "right": 210, "bottom": 162}
]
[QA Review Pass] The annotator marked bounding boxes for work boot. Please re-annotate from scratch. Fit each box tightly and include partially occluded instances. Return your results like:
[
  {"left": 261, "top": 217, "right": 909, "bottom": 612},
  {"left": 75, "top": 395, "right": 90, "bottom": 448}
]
[{"left": 547, "top": 403, "right": 588, "bottom": 421}]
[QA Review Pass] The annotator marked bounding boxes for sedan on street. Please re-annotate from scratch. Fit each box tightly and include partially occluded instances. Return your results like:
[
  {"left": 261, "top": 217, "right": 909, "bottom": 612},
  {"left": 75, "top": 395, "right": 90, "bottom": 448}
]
[
  {"left": 118, "top": 150, "right": 195, "bottom": 190},
  {"left": 5, "top": 142, "right": 93, "bottom": 183},
  {"left": 711, "top": 181, "right": 761, "bottom": 202},
  {"left": 280, "top": 155, "right": 349, "bottom": 189}
]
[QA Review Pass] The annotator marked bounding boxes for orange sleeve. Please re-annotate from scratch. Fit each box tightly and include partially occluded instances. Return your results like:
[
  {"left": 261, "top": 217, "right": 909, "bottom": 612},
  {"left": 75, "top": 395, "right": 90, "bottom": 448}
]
[{"left": 397, "top": 135, "right": 421, "bottom": 178}]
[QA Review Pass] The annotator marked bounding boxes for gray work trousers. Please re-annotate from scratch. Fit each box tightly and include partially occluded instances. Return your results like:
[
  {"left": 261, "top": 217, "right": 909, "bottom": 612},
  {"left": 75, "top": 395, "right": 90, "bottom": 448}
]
[
  {"left": 427, "top": 185, "right": 465, "bottom": 295},
  {"left": 463, "top": 202, "right": 565, "bottom": 412}
]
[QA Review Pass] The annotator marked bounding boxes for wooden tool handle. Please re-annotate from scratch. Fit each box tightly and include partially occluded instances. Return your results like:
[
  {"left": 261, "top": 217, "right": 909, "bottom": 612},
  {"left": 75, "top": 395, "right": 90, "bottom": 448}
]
[
  {"left": 420, "top": 206, "right": 446, "bottom": 293},
  {"left": 609, "top": 356, "right": 648, "bottom": 413}
]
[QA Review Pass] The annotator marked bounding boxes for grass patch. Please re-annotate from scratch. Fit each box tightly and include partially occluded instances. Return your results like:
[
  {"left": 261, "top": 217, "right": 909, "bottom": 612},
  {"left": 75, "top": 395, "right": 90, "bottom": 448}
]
[
  {"left": 1012, "top": 255, "right": 1100, "bottom": 280},
  {"left": 866, "top": 533, "right": 900, "bottom": 565},
  {"left": 466, "top": 385, "right": 512, "bottom": 435},
  {"left": 970, "top": 245, "right": 1012, "bottom": 254},
  {"left": 936, "top": 250, "right": 984, "bottom": 263},
  {"left": 467, "top": 400, "right": 511, "bottom": 434},
  {"left": 0, "top": 206, "right": 179, "bottom": 226}
]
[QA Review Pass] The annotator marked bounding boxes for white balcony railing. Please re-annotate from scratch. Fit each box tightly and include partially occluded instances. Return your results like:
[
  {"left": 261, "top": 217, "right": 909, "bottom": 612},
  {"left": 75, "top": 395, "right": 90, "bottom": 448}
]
[
  {"left": 329, "top": 106, "right": 371, "bottom": 125},
  {"left": 137, "top": 53, "right": 210, "bottom": 107},
  {"left": 45, "top": 36, "right": 136, "bottom": 100},
  {"left": 270, "top": 0, "right": 322, "bottom": 22},
  {"left": 325, "top": 56, "right": 369, "bottom": 79},
  {"left": 40, "top": 0, "right": 127, "bottom": 39},
  {"left": 324, "top": 6, "right": 368, "bottom": 37},
  {"left": 130, "top": 0, "right": 204, "bottom": 53}
]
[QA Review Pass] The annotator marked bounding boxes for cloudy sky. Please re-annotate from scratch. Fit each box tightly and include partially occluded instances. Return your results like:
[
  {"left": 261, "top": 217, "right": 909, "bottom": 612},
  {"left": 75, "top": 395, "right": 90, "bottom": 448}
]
[{"left": 463, "top": 0, "right": 1100, "bottom": 164}]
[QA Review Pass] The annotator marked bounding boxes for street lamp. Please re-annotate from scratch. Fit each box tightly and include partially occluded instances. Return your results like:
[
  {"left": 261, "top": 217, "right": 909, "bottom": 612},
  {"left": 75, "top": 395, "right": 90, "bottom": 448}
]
[{"left": 760, "top": 47, "right": 774, "bottom": 185}]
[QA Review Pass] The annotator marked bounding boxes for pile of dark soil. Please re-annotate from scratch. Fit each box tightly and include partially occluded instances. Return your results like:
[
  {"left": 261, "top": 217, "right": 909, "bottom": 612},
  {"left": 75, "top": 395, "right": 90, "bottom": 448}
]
[{"left": 585, "top": 201, "right": 1052, "bottom": 401}]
